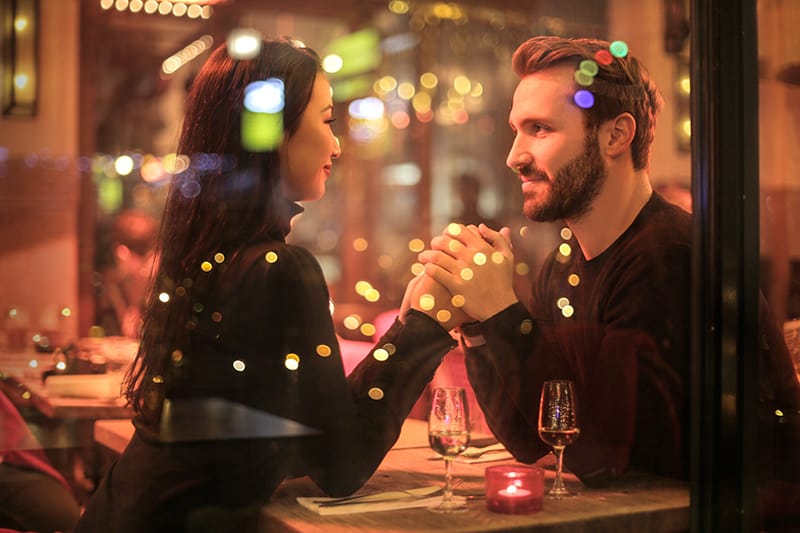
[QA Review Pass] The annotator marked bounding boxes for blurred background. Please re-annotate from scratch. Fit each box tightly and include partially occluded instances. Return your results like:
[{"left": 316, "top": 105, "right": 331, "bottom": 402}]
[{"left": 0, "top": 0, "right": 795, "bottom": 352}]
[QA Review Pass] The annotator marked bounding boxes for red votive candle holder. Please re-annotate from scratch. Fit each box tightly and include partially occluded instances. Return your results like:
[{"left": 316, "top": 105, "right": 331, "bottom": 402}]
[{"left": 485, "top": 465, "right": 544, "bottom": 514}]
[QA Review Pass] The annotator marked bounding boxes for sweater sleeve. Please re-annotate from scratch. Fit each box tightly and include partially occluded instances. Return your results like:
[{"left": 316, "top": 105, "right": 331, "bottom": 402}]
[{"left": 235, "top": 244, "right": 455, "bottom": 496}]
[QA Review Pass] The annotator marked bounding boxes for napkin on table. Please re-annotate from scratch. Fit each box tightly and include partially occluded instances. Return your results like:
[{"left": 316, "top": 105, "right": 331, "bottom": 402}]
[{"left": 297, "top": 486, "right": 464, "bottom": 515}]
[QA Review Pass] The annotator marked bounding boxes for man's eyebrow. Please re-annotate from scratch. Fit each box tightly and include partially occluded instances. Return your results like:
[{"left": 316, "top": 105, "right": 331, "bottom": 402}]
[{"left": 510, "top": 117, "right": 547, "bottom": 130}]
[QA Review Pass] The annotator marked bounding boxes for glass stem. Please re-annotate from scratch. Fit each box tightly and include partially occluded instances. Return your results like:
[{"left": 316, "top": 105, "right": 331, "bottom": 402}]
[
  {"left": 442, "top": 457, "right": 454, "bottom": 504},
  {"left": 552, "top": 445, "right": 566, "bottom": 493}
]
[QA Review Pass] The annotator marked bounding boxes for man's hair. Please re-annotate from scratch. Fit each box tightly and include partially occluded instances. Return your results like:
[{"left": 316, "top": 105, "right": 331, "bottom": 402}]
[{"left": 512, "top": 36, "right": 663, "bottom": 171}]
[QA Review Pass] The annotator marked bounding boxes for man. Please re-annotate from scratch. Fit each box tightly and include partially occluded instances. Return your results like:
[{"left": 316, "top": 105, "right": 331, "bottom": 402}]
[{"left": 410, "top": 36, "right": 692, "bottom": 487}]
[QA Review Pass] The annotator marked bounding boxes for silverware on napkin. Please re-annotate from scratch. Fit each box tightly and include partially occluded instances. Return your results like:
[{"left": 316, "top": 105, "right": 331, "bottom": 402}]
[{"left": 312, "top": 485, "right": 444, "bottom": 507}]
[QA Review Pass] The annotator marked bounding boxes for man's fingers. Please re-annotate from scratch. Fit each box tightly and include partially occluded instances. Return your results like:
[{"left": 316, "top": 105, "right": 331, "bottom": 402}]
[{"left": 479, "top": 224, "right": 513, "bottom": 253}]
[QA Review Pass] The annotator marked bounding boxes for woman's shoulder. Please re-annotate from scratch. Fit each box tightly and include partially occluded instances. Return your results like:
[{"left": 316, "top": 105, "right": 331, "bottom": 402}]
[
  {"left": 230, "top": 241, "right": 325, "bottom": 287},
  {"left": 236, "top": 241, "right": 320, "bottom": 269}
]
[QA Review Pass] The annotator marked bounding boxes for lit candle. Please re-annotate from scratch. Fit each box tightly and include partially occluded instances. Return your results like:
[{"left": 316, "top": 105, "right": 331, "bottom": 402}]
[
  {"left": 497, "top": 484, "right": 532, "bottom": 499},
  {"left": 485, "top": 465, "right": 544, "bottom": 514}
]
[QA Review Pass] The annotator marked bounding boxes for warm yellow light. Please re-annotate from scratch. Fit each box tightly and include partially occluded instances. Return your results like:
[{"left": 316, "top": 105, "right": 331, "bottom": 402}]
[
  {"left": 114, "top": 155, "right": 134, "bottom": 176},
  {"left": 453, "top": 75, "right": 471, "bottom": 95},
  {"left": 322, "top": 54, "right": 343, "bottom": 74},
  {"left": 14, "top": 17, "right": 28, "bottom": 32},
  {"left": 388, "top": 0, "right": 409, "bottom": 14},
  {"left": 378, "top": 76, "right": 398, "bottom": 93},
  {"left": 397, "top": 82, "right": 415, "bottom": 100},
  {"left": 343, "top": 314, "right": 362, "bottom": 330},
  {"left": 13, "top": 74, "right": 29, "bottom": 90},
  {"left": 411, "top": 92, "right": 432, "bottom": 112},
  {"left": 408, "top": 238, "right": 425, "bottom": 252},
  {"left": 364, "top": 289, "right": 380, "bottom": 302},
  {"left": 420, "top": 72, "right": 438, "bottom": 89},
  {"left": 228, "top": 29, "right": 262, "bottom": 60},
  {"left": 355, "top": 280, "right": 372, "bottom": 295}
]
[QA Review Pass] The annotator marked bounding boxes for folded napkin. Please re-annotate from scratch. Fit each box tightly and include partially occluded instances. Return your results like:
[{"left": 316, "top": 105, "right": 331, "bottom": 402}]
[{"left": 297, "top": 486, "right": 465, "bottom": 515}]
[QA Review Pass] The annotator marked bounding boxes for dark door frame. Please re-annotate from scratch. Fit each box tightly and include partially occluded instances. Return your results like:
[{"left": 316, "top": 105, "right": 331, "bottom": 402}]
[{"left": 690, "top": 0, "right": 760, "bottom": 530}]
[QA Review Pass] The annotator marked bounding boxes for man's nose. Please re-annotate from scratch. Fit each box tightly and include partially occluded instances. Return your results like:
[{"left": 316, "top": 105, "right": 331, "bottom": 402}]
[{"left": 506, "top": 138, "right": 531, "bottom": 170}]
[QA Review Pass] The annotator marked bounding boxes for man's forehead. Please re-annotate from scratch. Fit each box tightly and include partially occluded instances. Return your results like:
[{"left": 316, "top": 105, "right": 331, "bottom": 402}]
[{"left": 510, "top": 67, "right": 577, "bottom": 121}]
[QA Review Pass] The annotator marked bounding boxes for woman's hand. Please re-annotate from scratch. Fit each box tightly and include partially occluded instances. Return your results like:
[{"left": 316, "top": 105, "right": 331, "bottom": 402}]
[{"left": 418, "top": 223, "right": 518, "bottom": 322}]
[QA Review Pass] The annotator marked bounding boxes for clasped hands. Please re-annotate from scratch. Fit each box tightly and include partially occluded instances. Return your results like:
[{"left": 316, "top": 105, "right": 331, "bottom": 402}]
[{"left": 400, "top": 223, "right": 519, "bottom": 332}]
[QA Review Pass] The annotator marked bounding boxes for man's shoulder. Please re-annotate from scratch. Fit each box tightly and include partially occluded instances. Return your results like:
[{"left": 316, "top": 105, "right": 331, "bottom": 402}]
[{"left": 632, "top": 193, "right": 692, "bottom": 246}]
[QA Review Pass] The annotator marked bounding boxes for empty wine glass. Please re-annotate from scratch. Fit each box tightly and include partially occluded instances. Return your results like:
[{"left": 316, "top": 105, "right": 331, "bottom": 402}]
[
  {"left": 428, "top": 386, "right": 470, "bottom": 513},
  {"left": 538, "top": 380, "right": 580, "bottom": 498}
]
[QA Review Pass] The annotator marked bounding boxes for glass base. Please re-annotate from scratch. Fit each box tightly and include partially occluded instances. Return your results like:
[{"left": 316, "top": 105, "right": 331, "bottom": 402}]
[
  {"left": 427, "top": 498, "right": 469, "bottom": 513},
  {"left": 546, "top": 487, "right": 577, "bottom": 499}
]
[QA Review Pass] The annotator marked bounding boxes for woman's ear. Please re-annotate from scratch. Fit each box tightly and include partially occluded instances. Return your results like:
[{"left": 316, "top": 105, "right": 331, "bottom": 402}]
[{"left": 604, "top": 112, "right": 636, "bottom": 158}]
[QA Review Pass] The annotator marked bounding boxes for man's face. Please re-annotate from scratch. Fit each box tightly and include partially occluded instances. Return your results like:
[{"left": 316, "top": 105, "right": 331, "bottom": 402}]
[{"left": 506, "top": 65, "right": 607, "bottom": 222}]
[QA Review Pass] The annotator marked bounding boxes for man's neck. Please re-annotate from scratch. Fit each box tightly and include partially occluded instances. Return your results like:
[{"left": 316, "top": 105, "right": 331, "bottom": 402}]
[{"left": 567, "top": 169, "right": 653, "bottom": 260}]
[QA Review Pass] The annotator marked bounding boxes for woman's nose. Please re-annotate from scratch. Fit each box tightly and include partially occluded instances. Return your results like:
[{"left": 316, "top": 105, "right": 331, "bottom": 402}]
[{"left": 332, "top": 136, "right": 342, "bottom": 159}]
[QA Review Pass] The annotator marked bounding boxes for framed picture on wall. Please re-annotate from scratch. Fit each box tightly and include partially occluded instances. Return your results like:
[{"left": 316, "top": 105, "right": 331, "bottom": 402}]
[{"left": 1, "top": 0, "right": 38, "bottom": 117}]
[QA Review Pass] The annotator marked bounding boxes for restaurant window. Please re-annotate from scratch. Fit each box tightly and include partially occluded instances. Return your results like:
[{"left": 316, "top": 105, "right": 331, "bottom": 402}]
[{"left": 9, "top": 0, "right": 800, "bottom": 530}]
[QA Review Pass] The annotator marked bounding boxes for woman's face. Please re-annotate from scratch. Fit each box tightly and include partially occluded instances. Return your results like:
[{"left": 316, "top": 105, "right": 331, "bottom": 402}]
[{"left": 280, "top": 73, "right": 341, "bottom": 202}]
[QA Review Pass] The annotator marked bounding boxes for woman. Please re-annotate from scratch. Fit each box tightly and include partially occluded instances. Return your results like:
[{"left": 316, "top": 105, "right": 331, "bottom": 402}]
[{"left": 76, "top": 38, "right": 455, "bottom": 533}]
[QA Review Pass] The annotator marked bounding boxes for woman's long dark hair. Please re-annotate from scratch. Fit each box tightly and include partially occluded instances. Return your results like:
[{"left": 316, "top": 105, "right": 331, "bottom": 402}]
[{"left": 124, "top": 38, "right": 322, "bottom": 422}]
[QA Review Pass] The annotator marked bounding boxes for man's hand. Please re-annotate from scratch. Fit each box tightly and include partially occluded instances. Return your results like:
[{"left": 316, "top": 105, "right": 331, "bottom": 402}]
[
  {"left": 418, "top": 223, "right": 518, "bottom": 322},
  {"left": 400, "top": 272, "right": 471, "bottom": 330}
]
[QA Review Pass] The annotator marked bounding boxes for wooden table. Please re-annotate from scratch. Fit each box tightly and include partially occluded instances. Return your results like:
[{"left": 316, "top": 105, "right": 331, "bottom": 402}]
[
  {"left": 261, "top": 420, "right": 688, "bottom": 532},
  {"left": 94, "top": 414, "right": 689, "bottom": 531}
]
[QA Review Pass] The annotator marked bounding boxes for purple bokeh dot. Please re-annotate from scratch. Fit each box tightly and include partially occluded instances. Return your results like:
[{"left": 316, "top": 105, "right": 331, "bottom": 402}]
[{"left": 573, "top": 90, "right": 595, "bottom": 109}]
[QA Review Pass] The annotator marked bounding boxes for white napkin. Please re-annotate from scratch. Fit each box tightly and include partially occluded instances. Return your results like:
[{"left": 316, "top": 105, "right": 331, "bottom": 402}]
[{"left": 297, "top": 486, "right": 464, "bottom": 515}]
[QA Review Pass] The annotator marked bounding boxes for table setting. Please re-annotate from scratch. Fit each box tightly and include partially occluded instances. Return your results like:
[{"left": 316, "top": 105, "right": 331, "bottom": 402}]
[{"left": 258, "top": 383, "right": 689, "bottom": 532}]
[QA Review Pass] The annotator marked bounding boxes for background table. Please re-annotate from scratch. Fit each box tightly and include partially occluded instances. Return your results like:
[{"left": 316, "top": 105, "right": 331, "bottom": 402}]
[{"left": 1, "top": 349, "right": 133, "bottom": 501}]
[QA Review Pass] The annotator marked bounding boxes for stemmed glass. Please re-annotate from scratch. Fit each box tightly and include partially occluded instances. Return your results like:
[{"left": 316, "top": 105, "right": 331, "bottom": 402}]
[
  {"left": 427, "top": 386, "right": 471, "bottom": 513},
  {"left": 538, "top": 380, "right": 580, "bottom": 498}
]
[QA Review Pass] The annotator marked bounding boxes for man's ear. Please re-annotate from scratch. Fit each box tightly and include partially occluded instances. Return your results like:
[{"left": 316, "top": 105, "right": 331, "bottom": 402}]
[{"left": 603, "top": 112, "right": 636, "bottom": 158}]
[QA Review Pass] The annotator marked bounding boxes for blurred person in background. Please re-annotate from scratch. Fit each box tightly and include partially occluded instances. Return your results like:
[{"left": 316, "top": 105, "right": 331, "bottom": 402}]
[
  {"left": 95, "top": 209, "right": 158, "bottom": 338},
  {"left": 1, "top": 386, "right": 80, "bottom": 532},
  {"left": 76, "top": 37, "right": 456, "bottom": 533}
]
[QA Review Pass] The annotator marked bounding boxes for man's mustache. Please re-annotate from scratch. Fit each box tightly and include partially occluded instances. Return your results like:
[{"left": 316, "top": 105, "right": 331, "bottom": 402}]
[{"left": 516, "top": 164, "right": 548, "bottom": 180}]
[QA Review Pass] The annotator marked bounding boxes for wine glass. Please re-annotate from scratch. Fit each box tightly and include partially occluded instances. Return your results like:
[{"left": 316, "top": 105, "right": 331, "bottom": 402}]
[
  {"left": 428, "top": 386, "right": 471, "bottom": 513},
  {"left": 538, "top": 380, "right": 580, "bottom": 498}
]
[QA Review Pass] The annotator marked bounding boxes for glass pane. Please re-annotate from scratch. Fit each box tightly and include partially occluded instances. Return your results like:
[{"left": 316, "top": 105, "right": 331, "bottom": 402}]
[
  {"left": 758, "top": 0, "right": 800, "bottom": 528},
  {"left": 0, "top": 0, "right": 697, "bottom": 530}
]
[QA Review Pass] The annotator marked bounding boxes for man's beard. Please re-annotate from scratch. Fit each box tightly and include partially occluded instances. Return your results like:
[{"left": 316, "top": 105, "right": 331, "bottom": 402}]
[{"left": 521, "top": 130, "right": 607, "bottom": 223}]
